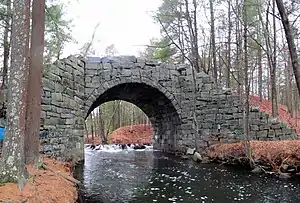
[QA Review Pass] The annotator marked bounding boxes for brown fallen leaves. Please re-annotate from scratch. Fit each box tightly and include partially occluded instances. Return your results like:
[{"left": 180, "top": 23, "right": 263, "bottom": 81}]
[
  {"left": 0, "top": 157, "right": 77, "bottom": 203},
  {"left": 108, "top": 124, "right": 153, "bottom": 144},
  {"left": 205, "top": 140, "right": 300, "bottom": 172},
  {"left": 250, "top": 95, "right": 300, "bottom": 134},
  {"left": 85, "top": 134, "right": 102, "bottom": 144},
  {"left": 84, "top": 124, "right": 153, "bottom": 144}
]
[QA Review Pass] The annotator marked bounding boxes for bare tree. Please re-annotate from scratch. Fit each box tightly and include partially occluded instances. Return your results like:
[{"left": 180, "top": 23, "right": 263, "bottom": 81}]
[
  {"left": 80, "top": 22, "right": 100, "bottom": 57},
  {"left": 275, "top": 0, "right": 300, "bottom": 97},
  {"left": 209, "top": 0, "right": 217, "bottom": 84},
  {"left": 242, "top": 0, "right": 254, "bottom": 168},
  {"left": 98, "top": 107, "right": 106, "bottom": 144},
  {"left": 270, "top": 0, "right": 278, "bottom": 117},
  {"left": 226, "top": 0, "right": 232, "bottom": 88},
  {"left": 90, "top": 113, "right": 94, "bottom": 141}
]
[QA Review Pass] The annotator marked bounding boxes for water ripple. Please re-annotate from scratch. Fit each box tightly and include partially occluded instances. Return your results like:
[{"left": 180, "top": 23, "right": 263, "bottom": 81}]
[{"left": 75, "top": 147, "right": 300, "bottom": 203}]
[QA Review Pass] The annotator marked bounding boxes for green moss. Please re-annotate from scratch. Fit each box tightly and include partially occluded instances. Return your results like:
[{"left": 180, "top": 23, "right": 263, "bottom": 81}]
[
  {"left": 234, "top": 129, "right": 243, "bottom": 136},
  {"left": 250, "top": 106, "right": 260, "bottom": 112},
  {"left": 0, "top": 176, "right": 18, "bottom": 184},
  {"left": 0, "top": 182, "right": 6, "bottom": 186},
  {"left": 280, "top": 122, "right": 287, "bottom": 128},
  {"left": 261, "top": 112, "right": 269, "bottom": 119},
  {"left": 36, "top": 161, "right": 47, "bottom": 170}
]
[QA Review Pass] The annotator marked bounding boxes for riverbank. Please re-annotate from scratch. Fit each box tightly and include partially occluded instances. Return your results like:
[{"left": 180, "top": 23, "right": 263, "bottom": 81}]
[
  {"left": 85, "top": 134, "right": 101, "bottom": 144},
  {"left": 109, "top": 124, "right": 153, "bottom": 143},
  {"left": 85, "top": 124, "right": 153, "bottom": 145},
  {"left": 203, "top": 140, "right": 300, "bottom": 178},
  {"left": 77, "top": 145, "right": 300, "bottom": 202},
  {"left": 0, "top": 156, "right": 77, "bottom": 202}
]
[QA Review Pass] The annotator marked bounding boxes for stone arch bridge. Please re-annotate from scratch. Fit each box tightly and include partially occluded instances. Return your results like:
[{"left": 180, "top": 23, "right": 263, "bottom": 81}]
[{"left": 40, "top": 55, "right": 296, "bottom": 163}]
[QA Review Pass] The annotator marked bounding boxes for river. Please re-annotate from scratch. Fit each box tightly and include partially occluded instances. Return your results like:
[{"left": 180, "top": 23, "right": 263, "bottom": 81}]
[{"left": 74, "top": 145, "right": 300, "bottom": 203}]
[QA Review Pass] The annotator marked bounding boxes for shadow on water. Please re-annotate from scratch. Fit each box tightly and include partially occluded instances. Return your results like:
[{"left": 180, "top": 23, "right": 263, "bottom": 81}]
[
  {"left": 74, "top": 149, "right": 300, "bottom": 203},
  {"left": 74, "top": 160, "right": 109, "bottom": 203}
]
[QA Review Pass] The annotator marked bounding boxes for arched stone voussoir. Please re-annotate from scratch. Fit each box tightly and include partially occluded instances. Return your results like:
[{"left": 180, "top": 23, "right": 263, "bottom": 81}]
[{"left": 85, "top": 76, "right": 182, "bottom": 119}]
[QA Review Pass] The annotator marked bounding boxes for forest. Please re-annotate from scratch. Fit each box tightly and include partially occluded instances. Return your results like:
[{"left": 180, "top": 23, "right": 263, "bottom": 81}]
[
  {"left": 141, "top": 0, "right": 300, "bottom": 118},
  {"left": 0, "top": 0, "right": 298, "bottom": 197},
  {"left": 86, "top": 0, "right": 300, "bottom": 145}
]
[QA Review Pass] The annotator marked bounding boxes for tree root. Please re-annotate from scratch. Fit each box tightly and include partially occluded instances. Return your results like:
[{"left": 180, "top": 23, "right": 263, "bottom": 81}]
[
  {"left": 41, "top": 164, "right": 81, "bottom": 186},
  {"left": 278, "top": 156, "right": 291, "bottom": 172}
]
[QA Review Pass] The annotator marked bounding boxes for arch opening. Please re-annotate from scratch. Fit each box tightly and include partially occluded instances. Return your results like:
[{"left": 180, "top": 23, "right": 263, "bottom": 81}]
[
  {"left": 85, "top": 100, "right": 153, "bottom": 145},
  {"left": 86, "top": 82, "right": 181, "bottom": 151}
]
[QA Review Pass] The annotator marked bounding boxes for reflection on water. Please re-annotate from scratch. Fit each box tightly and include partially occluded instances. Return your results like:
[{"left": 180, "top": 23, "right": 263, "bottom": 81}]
[{"left": 75, "top": 146, "right": 300, "bottom": 203}]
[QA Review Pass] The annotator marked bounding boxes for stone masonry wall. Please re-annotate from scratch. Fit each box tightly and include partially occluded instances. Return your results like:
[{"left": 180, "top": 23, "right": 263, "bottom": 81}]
[
  {"left": 190, "top": 87, "right": 297, "bottom": 151},
  {"left": 84, "top": 56, "right": 184, "bottom": 152},
  {"left": 38, "top": 55, "right": 297, "bottom": 163},
  {"left": 40, "top": 56, "right": 86, "bottom": 163}
]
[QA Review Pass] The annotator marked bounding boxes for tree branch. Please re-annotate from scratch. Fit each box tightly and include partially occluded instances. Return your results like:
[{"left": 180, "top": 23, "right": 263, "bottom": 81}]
[{"left": 156, "top": 16, "right": 193, "bottom": 66}]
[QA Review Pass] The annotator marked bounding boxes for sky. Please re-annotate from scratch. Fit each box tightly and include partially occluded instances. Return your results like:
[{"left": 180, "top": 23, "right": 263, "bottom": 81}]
[{"left": 60, "top": 0, "right": 162, "bottom": 57}]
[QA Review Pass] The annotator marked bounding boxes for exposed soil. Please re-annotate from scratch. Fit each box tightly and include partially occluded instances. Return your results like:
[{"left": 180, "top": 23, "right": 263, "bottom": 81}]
[
  {"left": 0, "top": 156, "right": 77, "bottom": 203},
  {"left": 108, "top": 124, "right": 153, "bottom": 144}
]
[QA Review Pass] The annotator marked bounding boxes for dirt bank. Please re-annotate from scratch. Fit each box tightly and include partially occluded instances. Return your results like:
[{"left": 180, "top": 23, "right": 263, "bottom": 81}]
[
  {"left": 0, "top": 156, "right": 77, "bottom": 203},
  {"left": 205, "top": 140, "right": 300, "bottom": 177}
]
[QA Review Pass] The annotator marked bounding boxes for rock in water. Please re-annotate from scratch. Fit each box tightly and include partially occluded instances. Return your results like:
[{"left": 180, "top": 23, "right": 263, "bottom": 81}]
[
  {"left": 251, "top": 166, "right": 263, "bottom": 174},
  {"left": 279, "top": 173, "right": 291, "bottom": 179},
  {"left": 280, "top": 164, "right": 289, "bottom": 173},
  {"left": 181, "top": 155, "right": 189, "bottom": 160},
  {"left": 192, "top": 152, "right": 202, "bottom": 162},
  {"left": 186, "top": 148, "right": 195, "bottom": 155}
]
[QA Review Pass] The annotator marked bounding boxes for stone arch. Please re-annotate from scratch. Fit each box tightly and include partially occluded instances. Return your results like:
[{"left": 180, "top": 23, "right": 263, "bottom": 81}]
[
  {"left": 85, "top": 76, "right": 182, "bottom": 117},
  {"left": 39, "top": 55, "right": 298, "bottom": 164},
  {"left": 85, "top": 78, "right": 182, "bottom": 151}
]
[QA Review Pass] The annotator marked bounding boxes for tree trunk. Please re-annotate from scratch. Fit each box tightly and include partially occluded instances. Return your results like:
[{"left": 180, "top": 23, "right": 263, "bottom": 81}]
[
  {"left": 286, "top": 56, "right": 293, "bottom": 114},
  {"left": 90, "top": 114, "right": 94, "bottom": 141},
  {"left": 130, "top": 104, "right": 134, "bottom": 130},
  {"left": 118, "top": 101, "right": 121, "bottom": 128},
  {"left": 98, "top": 107, "right": 106, "bottom": 144},
  {"left": 226, "top": 0, "right": 231, "bottom": 88},
  {"left": 178, "top": 4, "right": 185, "bottom": 63},
  {"left": 258, "top": 45, "right": 263, "bottom": 102},
  {"left": 0, "top": 0, "right": 31, "bottom": 184},
  {"left": 275, "top": 0, "right": 300, "bottom": 97},
  {"left": 235, "top": 0, "right": 242, "bottom": 94},
  {"left": 105, "top": 104, "right": 120, "bottom": 142},
  {"left": 25, "top": 0, "right": 45, "bottom": 165},
  {"left": 84, "top": 122, "right": 89, "bottom": 142},
  {"left": 242, "top": 0, "right": 253, "bottom": 168},
  {"left": 209, "top": 0, "right": 217, "bottom": 84},
  {"left": 112, "top": 101, "right": 116, "bottom": 131},
  {"left": 93, "top": 111, "right": 98, "bottom": 137},
  {"left": 0, "top": 0, "right": 11, "bottom": 105},
  {"left": 218, "top": 46, "right": 222, "bottom": 82},
  {"left": 192, "top": 0, "right": 200, "bottom": 72},
  {"left": 270, "top": 0, "right": 278, "bottom": 117}
]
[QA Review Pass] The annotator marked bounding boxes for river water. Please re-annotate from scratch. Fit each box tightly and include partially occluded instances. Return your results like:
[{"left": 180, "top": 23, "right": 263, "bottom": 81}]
[{"left": 75, "top": 145, "right": 300, "bottom": 203}]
